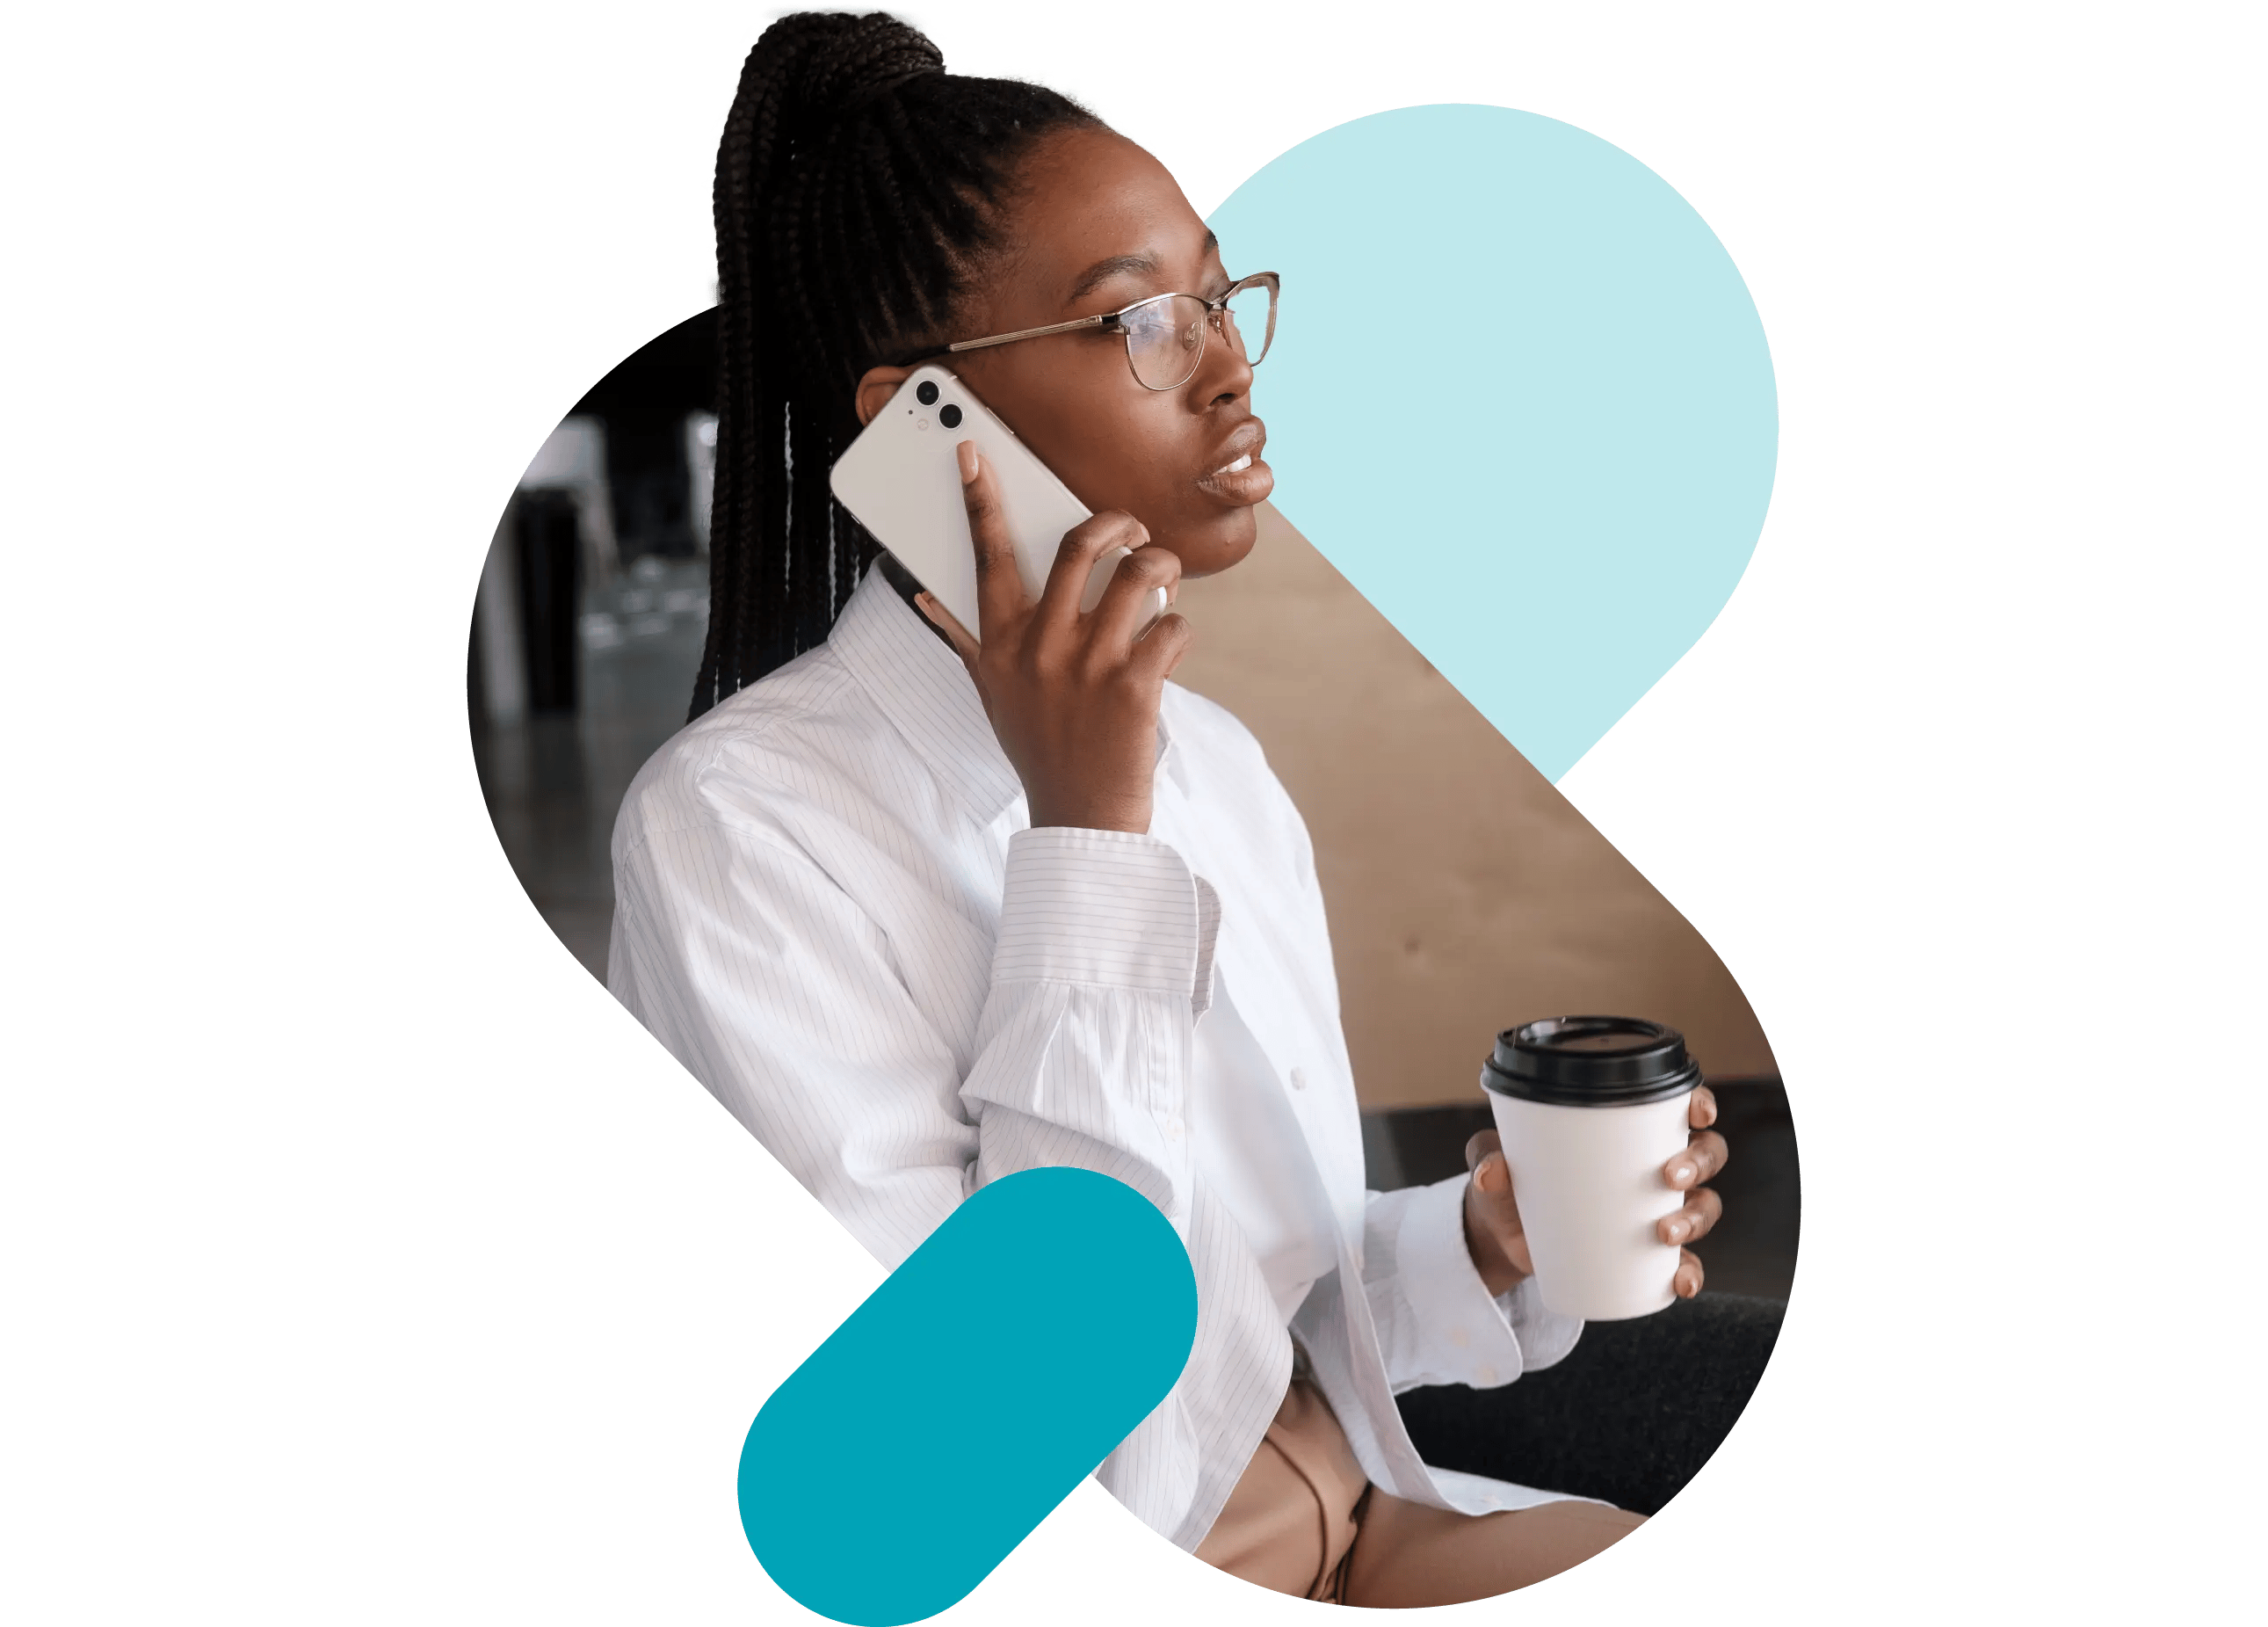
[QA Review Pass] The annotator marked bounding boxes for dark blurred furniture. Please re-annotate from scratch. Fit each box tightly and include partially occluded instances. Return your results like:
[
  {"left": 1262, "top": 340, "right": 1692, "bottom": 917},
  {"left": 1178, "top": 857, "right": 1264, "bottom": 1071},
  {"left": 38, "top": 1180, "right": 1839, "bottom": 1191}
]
[
  {"left": 514, "top": 489, "right": 584, "bottom": 714},
  {"left": 572, "top": 307, "right": 716, "bottom": 560},
  {"left": 1397, "top": 1290, "right": 1782, "bottom": 1514}
]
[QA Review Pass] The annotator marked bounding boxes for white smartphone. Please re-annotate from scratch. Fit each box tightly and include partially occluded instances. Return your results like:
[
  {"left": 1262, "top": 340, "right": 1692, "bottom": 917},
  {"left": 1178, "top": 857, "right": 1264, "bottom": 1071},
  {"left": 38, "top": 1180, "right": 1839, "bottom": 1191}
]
[{"left": 827, "top": 363, "right": 1164, "bottom": 637}]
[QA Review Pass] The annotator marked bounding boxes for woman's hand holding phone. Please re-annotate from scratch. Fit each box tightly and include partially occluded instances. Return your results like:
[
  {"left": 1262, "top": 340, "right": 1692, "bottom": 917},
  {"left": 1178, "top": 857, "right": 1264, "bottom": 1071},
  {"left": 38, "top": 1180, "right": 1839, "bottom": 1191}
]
[{"left": 916, "top": 440, "right": 1194, "bottom": 834}]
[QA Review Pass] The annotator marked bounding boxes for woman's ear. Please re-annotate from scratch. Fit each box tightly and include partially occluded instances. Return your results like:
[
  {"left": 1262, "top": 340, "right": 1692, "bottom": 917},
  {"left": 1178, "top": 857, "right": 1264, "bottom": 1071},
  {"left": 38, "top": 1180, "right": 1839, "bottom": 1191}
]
[{"left": 854, "top": 364, "right": 917, "bottom": 426}]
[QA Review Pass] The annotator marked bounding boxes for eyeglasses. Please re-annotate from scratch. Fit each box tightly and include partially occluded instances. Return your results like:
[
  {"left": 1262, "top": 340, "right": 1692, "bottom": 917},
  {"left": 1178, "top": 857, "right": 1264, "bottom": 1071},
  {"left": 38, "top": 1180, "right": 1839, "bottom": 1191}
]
[{"left": 895, "top": 272, "right": 1279, "bottom": 392}]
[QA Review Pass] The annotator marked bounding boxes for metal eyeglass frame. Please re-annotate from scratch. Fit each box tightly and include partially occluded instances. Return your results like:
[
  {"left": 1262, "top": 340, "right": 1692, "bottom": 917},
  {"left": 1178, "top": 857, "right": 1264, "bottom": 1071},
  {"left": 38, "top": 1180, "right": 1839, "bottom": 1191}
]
[{"left": 893, "top": 272, "right": 1279, "bottom": 392}]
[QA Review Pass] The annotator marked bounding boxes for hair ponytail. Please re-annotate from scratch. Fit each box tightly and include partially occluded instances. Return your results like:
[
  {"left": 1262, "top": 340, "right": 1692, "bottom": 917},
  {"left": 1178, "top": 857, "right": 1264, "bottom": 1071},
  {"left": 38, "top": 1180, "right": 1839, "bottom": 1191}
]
[{"left": 691, "top": 11, "right": 1099, "bottom": 720}]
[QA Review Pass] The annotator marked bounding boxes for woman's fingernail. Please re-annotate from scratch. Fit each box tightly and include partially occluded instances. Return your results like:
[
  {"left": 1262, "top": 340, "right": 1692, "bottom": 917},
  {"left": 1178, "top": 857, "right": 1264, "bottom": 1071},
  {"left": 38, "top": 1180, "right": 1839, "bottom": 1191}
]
[{"left": 956, "top": 440, "right": 980, "bottom": 483}]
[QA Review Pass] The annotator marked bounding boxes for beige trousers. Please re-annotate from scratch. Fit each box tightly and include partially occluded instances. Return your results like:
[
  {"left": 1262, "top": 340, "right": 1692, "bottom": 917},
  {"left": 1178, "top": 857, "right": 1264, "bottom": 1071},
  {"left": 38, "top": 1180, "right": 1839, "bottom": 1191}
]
[{"left": 1194, "top": 1380, "right": 1645, "bottom": 1607}]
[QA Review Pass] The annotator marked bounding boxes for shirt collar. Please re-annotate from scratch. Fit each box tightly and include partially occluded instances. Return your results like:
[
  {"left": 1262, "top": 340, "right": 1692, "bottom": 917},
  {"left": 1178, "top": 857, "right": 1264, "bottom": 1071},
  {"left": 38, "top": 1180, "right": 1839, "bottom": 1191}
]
[
  {"left": 829, "top": 562, "right": 1187, "bottom": 824},
  {"left": 830, "top": 563, "right": 1025, "bottom": 824}
]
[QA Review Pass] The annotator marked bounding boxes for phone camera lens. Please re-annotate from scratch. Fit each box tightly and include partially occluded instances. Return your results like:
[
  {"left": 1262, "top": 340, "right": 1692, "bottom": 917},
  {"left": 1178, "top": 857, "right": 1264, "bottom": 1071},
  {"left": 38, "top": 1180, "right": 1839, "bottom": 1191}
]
[
  {"left": 916, "top": 381, "right": 939, "bottom": 406},
  {"left": 938, "top": 403, "right": 963, "bottom": 428}
]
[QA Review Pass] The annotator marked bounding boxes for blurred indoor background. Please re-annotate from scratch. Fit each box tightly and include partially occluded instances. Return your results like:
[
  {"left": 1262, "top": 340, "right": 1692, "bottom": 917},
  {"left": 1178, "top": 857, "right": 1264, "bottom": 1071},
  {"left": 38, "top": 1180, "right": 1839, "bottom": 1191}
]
[{"left": 468, "top": 309, "right": 1797, "bottom": 1301}]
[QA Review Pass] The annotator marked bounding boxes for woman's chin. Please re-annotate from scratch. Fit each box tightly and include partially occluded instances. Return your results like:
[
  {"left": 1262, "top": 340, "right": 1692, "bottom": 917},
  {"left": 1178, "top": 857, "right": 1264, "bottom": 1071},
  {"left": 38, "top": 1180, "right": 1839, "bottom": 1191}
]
[{"left": 1167, "top": 507, "right": 1260, "bottom": 579}]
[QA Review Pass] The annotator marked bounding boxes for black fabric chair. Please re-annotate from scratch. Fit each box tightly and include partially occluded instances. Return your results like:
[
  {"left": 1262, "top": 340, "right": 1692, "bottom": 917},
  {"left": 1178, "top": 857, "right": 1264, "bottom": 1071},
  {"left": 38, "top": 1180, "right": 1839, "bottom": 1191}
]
[{"left": 1395, "top": 1290, "right": 1784, "bottom": 1516}]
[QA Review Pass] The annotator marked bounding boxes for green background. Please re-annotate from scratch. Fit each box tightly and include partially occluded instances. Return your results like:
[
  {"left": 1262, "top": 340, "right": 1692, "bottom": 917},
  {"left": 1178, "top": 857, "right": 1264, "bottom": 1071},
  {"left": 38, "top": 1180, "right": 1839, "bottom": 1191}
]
[{"left": 9, "top": 3, "right": 2258, "bottom": 1616}]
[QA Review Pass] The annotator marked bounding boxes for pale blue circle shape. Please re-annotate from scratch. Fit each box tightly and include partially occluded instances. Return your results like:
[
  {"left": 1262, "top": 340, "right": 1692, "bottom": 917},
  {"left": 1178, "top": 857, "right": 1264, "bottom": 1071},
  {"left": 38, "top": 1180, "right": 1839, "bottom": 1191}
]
[{"left": 1209, "top": 105, "right": 1777, "bottom": 781}]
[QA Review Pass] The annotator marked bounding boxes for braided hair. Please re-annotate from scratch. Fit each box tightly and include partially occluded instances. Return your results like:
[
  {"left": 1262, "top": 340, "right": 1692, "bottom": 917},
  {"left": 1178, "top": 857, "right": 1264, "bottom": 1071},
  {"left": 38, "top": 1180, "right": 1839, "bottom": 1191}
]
[{"left": 690, "top": 11, "right": 1102, "bottom": 720}]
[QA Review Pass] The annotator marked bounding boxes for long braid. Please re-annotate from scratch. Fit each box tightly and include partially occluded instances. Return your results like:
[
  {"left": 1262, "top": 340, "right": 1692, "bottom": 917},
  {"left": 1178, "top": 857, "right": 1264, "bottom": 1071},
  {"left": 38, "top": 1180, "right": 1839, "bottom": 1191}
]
[{"left": 689, "top": 11, "right": 1098, "bottom": 720}]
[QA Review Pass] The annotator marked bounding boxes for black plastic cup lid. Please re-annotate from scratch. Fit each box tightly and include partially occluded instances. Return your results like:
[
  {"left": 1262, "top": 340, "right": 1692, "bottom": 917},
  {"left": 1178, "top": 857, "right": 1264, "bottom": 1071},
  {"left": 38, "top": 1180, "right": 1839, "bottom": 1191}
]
[{"left": 1481, "top": 1015, "right": 1702, "bottom": 1107}]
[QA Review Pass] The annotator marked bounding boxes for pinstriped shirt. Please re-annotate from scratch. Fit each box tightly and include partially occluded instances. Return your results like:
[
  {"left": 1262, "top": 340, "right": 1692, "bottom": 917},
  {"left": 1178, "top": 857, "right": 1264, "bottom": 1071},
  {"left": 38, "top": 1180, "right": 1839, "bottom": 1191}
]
[{"left": 607, "top": 563, "right": 1585, "bottom": 1550}]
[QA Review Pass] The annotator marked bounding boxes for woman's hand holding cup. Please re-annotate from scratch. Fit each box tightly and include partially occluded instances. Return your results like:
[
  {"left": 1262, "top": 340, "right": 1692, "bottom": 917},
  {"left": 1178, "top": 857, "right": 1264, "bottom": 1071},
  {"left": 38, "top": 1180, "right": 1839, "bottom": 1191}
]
[
  {"left": 1461, "top": 1086, "right": 1729, "bottom": 1302},
  {"left": 917, "top": 440, "right": 1193, "bottom": 834}
]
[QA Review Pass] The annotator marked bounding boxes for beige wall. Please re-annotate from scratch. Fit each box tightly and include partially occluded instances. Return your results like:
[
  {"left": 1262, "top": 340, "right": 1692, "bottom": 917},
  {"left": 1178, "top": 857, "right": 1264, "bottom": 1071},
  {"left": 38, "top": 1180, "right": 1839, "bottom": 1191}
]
[{"left": 1170, "top": 505, "right": 1775, "bottom": 1112}]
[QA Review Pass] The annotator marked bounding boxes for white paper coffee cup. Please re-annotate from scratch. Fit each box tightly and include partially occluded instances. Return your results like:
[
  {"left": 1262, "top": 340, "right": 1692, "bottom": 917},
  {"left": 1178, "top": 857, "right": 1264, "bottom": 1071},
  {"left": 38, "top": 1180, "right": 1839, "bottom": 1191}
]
[{"left": 1481, "top": 1016, "right": 1702, "bottom": 1321}]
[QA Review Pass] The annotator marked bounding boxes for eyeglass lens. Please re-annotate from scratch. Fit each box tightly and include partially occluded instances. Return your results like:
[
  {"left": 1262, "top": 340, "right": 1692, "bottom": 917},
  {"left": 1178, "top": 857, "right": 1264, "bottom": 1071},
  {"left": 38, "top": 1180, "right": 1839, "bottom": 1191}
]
[
  {"left": 1223, "top": 280, "right": 1276, "bottom": 371},
  {"left": 1120, "top": 280, "right": 1277, "bottom": 389}
]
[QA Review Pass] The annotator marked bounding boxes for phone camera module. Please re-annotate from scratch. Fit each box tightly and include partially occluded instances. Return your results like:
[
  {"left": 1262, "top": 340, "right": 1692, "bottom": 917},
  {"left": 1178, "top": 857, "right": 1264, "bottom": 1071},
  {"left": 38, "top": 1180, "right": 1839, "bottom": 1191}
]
[
  {"left": 938, "top": 403, "right": 963, "bottom": 429},
  {"left": 916, "top": 381, "right": 939, "bottom": 406}
]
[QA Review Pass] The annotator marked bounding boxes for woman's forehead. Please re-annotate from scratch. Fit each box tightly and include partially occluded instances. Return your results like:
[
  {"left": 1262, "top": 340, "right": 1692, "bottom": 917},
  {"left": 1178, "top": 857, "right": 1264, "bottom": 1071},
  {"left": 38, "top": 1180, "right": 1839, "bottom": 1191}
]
[{"left": 1007, "top": 128, "right": 1217, "bottom": 309}]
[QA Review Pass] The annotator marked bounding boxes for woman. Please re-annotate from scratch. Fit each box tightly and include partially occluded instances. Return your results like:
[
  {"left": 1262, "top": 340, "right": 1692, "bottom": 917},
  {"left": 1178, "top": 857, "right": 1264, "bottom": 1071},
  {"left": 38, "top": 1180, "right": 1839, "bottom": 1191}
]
[{"left": 608, "top": 11, "right": 1732, "bottom": 1604}]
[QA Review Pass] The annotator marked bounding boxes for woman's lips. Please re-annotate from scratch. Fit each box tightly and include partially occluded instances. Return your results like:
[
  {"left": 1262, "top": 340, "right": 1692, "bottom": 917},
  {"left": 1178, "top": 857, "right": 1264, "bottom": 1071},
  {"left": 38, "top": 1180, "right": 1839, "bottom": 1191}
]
[{"left": 1197, "top": 428, "right": 1273, "bottom": 506}]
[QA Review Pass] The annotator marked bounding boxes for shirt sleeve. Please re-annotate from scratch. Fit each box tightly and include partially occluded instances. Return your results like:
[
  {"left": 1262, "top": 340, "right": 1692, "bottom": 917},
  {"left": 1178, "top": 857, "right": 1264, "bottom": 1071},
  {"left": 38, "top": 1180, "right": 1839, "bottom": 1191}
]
[
  {"left": 608, "top": 814, "right": 1218, "bottom": 1267},
  {"left": 962, "top": 825, "right": 1219, "bottom": 1226},
  {"left": 1359, "top": 1176, "right": 1583, "bottom": 1391},
  {"left": 608, "top": 817, "right": 971, "bottom": 1268}
]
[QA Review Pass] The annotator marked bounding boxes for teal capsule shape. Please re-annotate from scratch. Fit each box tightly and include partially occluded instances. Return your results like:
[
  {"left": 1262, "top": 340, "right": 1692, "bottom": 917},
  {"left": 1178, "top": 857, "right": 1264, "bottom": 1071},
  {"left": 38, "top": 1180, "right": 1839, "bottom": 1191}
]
[{"left": 737, "top": 1166, "right": 1198, "bottom": 1625}]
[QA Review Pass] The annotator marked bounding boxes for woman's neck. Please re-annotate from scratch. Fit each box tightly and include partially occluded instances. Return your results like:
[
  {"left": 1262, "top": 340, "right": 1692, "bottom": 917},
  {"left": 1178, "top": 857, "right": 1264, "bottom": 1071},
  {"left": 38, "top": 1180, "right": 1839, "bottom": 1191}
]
[{"left": 874, "top": 550, "right": 958, "bottom": 652}]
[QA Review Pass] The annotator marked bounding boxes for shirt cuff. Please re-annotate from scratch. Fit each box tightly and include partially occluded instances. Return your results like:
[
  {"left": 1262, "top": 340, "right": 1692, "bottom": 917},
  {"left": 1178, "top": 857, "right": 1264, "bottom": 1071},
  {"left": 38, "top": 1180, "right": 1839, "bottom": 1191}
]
[
  {"left": 994, "top": 827, "right": 1216, "bottom": 1013},
  {"left": 1391, "top": 1173, "right": 1533, "bottom": 1390},
  {"left": 1502, "top": 1274, "right": 1584, "bottom": 1373}
]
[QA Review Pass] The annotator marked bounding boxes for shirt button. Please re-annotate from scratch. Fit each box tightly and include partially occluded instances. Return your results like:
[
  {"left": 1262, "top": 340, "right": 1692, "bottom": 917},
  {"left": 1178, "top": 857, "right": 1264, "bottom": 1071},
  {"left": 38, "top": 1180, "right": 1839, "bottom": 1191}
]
[
  {"left": 1449, "top": 1327, "right": 1469, "bottom": 1347},
  {"left": 1164, "top": 1117, "right": 1184, "bottom": 1140},
  {"left": 1478, "top": 1366, "right": 1498, "bottom": 1385},
  {"left": 1288, "top": 1066, "right": 1308, "bottom": 1091}
]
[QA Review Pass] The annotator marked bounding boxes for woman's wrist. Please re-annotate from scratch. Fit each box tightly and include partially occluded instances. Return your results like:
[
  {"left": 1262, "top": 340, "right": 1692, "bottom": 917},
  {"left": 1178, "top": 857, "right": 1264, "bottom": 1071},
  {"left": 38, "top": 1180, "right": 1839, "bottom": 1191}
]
[{"left": 1025, "top": 795, "right": 1152, "bottom": 835}]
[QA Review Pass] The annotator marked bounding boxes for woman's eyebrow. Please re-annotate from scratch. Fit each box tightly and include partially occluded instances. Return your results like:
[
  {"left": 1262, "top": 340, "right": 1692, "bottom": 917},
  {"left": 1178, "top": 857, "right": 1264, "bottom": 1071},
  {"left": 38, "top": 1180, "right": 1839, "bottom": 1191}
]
[
  {"left": 1067, "top": 232, "right": 1221, "bottom": 303},
  {"left": 1066, "top": 252, "right": 1160, "bottom": 302}
]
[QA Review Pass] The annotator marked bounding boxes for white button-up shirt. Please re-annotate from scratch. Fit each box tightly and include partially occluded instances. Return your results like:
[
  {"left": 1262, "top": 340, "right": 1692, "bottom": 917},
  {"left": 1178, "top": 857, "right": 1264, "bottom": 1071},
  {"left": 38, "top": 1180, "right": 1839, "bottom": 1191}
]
[
  {"left": 1192, "top": 973, "right": 1341, "bottom": 1324},
  {"left": 607, "top": 563, "right": 1583, "bottom": 1550}
]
